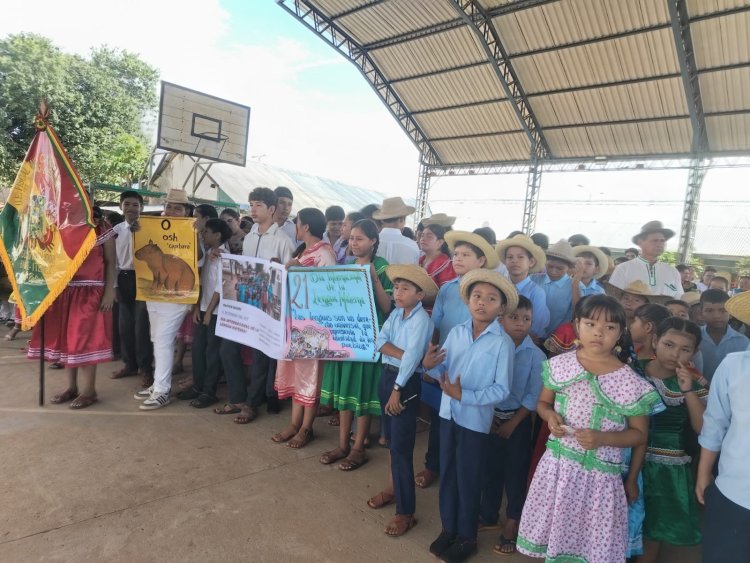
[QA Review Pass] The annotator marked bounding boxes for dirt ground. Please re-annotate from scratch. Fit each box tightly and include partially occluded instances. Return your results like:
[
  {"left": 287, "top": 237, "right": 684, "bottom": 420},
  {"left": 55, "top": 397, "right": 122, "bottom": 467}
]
[{"left": 0, "top": 331, "right": 701, "bottom": 563}]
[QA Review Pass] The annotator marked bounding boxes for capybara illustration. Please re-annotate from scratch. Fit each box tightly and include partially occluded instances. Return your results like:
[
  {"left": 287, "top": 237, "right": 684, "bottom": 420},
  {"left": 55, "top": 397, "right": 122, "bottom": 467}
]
[{"left": 135, "top": 240, "right": 195, "bottom": 292}]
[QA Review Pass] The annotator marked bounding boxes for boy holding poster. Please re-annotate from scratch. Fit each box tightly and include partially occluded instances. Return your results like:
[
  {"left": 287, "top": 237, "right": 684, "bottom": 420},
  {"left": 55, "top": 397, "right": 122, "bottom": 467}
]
[{"left": 367, "top": 265, "right": 437, "bottom": 538}]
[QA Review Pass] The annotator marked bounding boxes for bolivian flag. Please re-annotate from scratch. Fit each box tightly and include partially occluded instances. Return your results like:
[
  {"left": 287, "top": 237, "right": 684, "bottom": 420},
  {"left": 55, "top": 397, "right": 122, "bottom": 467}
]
[{"left": 0, "top": 116, "right": 96, "bottom": 330}]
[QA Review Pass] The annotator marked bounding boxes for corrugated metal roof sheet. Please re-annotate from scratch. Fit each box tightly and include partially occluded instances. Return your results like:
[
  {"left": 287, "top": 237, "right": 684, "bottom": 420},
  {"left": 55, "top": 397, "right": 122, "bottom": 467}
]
[{"left": 281, "top": 0, "right": 750, "bottom": 167}]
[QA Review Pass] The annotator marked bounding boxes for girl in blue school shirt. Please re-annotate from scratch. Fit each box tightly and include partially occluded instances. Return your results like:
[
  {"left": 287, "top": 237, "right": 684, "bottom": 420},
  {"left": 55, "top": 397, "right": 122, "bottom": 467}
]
[{"left": 423, "top": 269, "right": 518, "bottom": 562}]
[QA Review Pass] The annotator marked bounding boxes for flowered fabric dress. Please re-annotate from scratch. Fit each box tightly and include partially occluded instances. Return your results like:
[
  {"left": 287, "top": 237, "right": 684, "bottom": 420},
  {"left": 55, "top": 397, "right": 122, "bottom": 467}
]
[
  {"left": 275, "top": 241, "right": 336, "bottom": 406},
  {"left": 27, "top": 226, "right": 114, "bottom": 367},
  {"left": 319, "top": 256, "right": 392, "bottom": 416},
  {"left": 642, "top": 373, "right": 708, "bottom": 546},
  {"left": 518, "top": 351, "right": 661, "bottom": 563}
]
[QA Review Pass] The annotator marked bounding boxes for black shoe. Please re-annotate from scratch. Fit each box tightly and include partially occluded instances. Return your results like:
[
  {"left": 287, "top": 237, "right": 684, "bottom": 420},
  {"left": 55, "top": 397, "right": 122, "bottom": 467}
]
[
  {"left": 266, "top": 396, "right": 281, "bottom": 414},
  {"left": 440, "top": 538, "right": 477, "bottom": 563},
  {"left": 176, "top": 387, "right": 200, "bottom": 400},
  {"left": 429, "top": 531, "right": 456, "bottom": 558}
]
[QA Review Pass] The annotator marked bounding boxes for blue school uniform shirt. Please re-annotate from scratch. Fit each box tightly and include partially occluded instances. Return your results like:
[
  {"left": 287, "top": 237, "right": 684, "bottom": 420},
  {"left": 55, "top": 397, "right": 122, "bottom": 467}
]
[
  {"left": 531, "top": 272, "right": 572, "bottom": 338},
  {"left": 698, "top": 325, "right": 749, "bottom": 381},
  {"left": 698, "top": 350, "right": 750, "bottom": 510},
  {"left": 495, "top": 334, "right": 545, "bottom": 412},
  {"left": 579, "top": 278, "right": 605, "bottom": 296},
  {"left": 428, "top": 319, "right": 513, "bottom": 433},
  {"left": 514, "top": 276, "right": 550, "bottom": 339},
  {"left": 431, "top": 276, "right": 470, "bottom": 345},
  {"left": 376, "top": 302, "right": 433, "bottom": 388}
]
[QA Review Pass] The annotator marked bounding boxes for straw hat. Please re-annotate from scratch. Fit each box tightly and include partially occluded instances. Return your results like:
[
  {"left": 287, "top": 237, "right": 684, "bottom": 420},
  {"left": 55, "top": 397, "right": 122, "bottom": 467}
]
[
  {"left": 421, "top": 213, "right": 456, "bottom": 228},
  {"left": 681, "top": 291, "right": 701, "bottom": 307},
  {"left": 459, "top": 269, "right": 519, "bottom": 313},
  {"left": 444, "top": 231, "right": 499, "bottom": 270},
  {"left": 726, "top": 291, "right": 750, "bottom": 324},
  {"left": 164, "top": 188, "right": 190, "bottom": 205},
  {"left": 385, "top": 264, "right": 438, "bottom": 300},
  {"left": 545, "top": 239, "right": 577, "bottom": 266},
  {"left": 602, "top": 280, "right": 672, "bottom": 305},
  {"left": 495, "top": 234, "right": 546, "bottom": 274},
  {"left": 372, "top": 197, "right": 415, "bottom": 220},
  {"left": 572, "top": 245, "right": 609, "bottom": 279},
  {"left": 714, "top": 270, "right": 733, "bottom": 283},
  {"left": 632, "top": 220, "right": 675, "bottom": 245}
]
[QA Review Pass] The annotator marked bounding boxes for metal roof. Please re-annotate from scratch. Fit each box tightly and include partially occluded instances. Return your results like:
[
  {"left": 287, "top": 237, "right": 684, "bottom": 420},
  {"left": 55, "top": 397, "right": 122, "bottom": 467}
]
[{"left": 279, "top": 0, "right": 750, "bottom": 168}]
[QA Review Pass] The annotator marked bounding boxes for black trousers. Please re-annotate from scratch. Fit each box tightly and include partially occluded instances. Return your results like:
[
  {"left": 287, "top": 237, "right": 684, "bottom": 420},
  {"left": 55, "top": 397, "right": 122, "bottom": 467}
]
[
  {"left": 247, "top": 350, "right": 277, "bottom": 407},
  {"left": 703, "top": 483, "right": 750, "bottom": 563},
  {"left": 117, "top": 270, "right": 153, "bottom": 373},
  {"left": 191, "top": 314, "right": 222, "bottom": 398}
]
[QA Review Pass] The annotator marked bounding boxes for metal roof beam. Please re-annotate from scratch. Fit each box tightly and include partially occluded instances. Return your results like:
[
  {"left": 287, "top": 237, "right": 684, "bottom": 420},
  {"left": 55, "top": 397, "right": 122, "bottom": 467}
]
[
  {"left": 389, "top": 60, "right": 489, "bottom": 86},
  {"left": 451, "top": 0, "right": 551, "bottom": 159},
  {"left": 668, "top": 0, "right": 708, "bottom": 153},
  {"left": 277, "top": 0, "right": 441, "bottom": 166}
]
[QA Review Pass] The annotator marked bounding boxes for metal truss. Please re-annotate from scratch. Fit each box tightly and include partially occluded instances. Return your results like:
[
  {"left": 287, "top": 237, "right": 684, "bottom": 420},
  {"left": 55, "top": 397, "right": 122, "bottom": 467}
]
[
  {"left": 522, "top": 159, "right": 542, "bottom": 234},
  {"left": 415, "top": 161, "right": 432, "bottom": 226},
  {"left": 678, "top": 158, "right": 709, "bottom": 262},
  {"left": 668, "top": 0, "right": 708, "bottom": 153},
  {"left": 451, "top": 0, "right": 551, "bottom": 159},
  {"left": 277, "top": 0, "right": 442, "bottom": 167}
]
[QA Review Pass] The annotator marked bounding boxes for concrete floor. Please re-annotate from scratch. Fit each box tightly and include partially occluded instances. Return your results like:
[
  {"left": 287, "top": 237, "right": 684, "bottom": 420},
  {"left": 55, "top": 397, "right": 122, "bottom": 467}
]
[{"left": 0, "top": 331, "right": 700, "bottom": 563}]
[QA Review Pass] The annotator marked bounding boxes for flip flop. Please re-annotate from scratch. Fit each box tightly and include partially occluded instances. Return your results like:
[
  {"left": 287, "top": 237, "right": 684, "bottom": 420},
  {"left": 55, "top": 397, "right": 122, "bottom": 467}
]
[
  {"left": 69, "top": 394, "right": 98, "bottom": 410},
  {"left": 338, "top": 453, "right": 368, "bottom": 472},
  {"left": 51, "top": 389, "right": 78, "bottom": 404},
  {"left": 271, "top": 426, "right": 300, "bottom": 443},
  {"left": 233, "top": 407, "right": 258, "bottom": 424},
  {"left": 319, "top": 447, "right": 349, "bottom": 465},
  {"left": 367, "top": 491, "right": 395, "bottom": 510},
  {"left": 492, "top": 535, "right": 517, "bottom": 556},
  {"left": 213, "top": 404, "right": 241, "bottom": 415}
]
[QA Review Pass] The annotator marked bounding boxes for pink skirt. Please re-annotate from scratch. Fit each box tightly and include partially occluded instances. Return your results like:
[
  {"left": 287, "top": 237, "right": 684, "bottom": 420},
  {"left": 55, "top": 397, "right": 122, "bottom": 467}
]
[
  {"left": 274, "top": 359, "right": 323, "bottom": 407},
  {"left": 28, "top": 286, "right": 113, "bottom": 367}
]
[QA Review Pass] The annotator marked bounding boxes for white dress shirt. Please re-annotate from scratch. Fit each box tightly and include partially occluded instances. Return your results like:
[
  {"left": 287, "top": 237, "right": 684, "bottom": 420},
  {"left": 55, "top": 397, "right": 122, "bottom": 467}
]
[
  {"left": 113, "top": 221, "right": 135, "bottom": 270},
  {"left": 608, "top": 256, "right": 683, "bottom": 297},
  {"left": 376, "top": 227, "right": 420, "bottom": 265}
]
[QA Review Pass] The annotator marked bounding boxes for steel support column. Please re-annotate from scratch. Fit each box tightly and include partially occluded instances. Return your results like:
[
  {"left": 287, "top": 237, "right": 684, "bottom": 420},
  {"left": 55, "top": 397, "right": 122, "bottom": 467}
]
[
  {"left": 522, "top": 160, "right": 542, "bottom": 234},
  {"left": 678, "top": 158, "right": 708, "bottom": 263},
  {"left": 414, "top": 161, "right": 432, "bottom": 226}
]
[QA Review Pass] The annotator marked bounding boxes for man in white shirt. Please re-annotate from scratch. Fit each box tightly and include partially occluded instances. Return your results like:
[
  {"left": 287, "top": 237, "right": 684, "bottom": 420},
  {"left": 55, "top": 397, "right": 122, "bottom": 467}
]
[
  {"left": 219, "top": 187, "right": 296, "bottom": 423},
  {"left": 273, "top": 186, "right": 298, "bottom": 246},
  {"left": 608, "top": 220, "right": 683, "bottom": 298},
  {"left": 374, "top": 197, "right": 420, "bottom": 265},
  {"left": 111, "top": 190, "right": 154, "bottom": 386}
]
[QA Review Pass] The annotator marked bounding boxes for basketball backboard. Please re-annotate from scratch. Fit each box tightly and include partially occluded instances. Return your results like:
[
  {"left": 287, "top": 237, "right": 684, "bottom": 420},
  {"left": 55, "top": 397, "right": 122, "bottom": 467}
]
[{"left": 157, "top": 82, "right": 251, "bottom": 166}]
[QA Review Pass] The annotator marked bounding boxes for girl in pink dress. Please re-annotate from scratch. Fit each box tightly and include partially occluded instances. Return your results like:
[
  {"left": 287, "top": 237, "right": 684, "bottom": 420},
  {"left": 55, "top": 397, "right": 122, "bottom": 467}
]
[
  {"left": 272, "top": 208, "right": 336, "bottom": 449},
  {"left": 518, "top": 295, "right": 660, "bottom": 563}
]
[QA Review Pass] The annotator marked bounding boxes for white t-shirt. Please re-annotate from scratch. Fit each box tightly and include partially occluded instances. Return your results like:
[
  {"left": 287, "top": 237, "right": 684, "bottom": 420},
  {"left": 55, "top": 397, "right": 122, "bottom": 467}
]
[
  {"left": 376, "top": 227, "right": 420, "bottom": 265},
  {"left": 113, "top": 220, "right": 135, "bottom": 270},
  {"left": 609, "top": 257, "right": 684, "bottom": 298},
  {"left": 200, "top": 245, "right": 225, "bottom": 313}
]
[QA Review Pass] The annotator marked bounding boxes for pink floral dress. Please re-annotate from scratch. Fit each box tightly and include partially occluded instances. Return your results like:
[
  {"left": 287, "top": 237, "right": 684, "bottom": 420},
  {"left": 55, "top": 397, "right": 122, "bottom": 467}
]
[{"left": 518, "top": 351, "right": 660, "bottom": 563}]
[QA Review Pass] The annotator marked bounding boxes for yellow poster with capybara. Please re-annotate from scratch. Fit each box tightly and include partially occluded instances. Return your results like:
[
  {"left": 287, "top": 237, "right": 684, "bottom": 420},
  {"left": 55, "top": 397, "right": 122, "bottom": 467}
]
[{"left": 133, "top": 216, "right": 198, "bottom": 304}]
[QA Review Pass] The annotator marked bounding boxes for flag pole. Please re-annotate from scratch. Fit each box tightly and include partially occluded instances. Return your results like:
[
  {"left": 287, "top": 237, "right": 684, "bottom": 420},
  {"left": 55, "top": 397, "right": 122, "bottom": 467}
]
[{"left": 39, "top": 315, "right": 45, "bottom": 407}]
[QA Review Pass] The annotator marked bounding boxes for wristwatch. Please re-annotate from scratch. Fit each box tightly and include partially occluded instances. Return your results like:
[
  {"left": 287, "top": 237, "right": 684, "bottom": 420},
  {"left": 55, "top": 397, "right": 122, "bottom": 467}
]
[{"left": 393, "top": 383, "right": 402, "bottom": 392}]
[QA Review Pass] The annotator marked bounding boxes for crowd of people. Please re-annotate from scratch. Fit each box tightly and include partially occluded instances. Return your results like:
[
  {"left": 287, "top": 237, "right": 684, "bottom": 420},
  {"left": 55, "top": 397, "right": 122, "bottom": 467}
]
[{"left": 8, "top": 184, "right": 750, "bottom": 563}]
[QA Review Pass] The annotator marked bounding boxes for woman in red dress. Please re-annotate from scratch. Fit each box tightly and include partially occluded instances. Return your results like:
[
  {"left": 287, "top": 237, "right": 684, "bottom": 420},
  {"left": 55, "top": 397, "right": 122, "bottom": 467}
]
[
  {"left": 418, "top": 223, "right": 457, "bottom": 291},
  {"left": 27, "top": 207, "right": 116, "bottom": 408}
]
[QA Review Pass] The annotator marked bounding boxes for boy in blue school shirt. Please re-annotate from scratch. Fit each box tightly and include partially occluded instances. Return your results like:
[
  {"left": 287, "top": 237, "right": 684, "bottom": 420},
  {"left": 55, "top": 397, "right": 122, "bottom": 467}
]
[
  {"left": 369, "top": 265, "right": 437, "bottom": 538},
  {"left": 698, "top": 289, "right": 749, "bottom": 381},
  {"left": 496, "top": 234, "right": 550, "bottom": 342},
  {"left": 478, "top": 295, "right": 544, "bottom": 557},
  {"left": 571, "top": 245, "right": 608, "bottom": 309},
  {"left": 696, "top": 292, "right": 750, "bottom": 563},
  {"left": 423, "top": 269, "right": 517, "bottom": 563},
  {"left": 531, "top": 240, "right": 577, "bottom": 338}
]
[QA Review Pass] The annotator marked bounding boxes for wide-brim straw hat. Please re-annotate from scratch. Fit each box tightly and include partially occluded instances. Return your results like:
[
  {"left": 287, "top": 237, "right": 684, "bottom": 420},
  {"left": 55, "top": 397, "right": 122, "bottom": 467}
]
[
  {"left": 714, "top": 270, "right": 734, "bottom": 283},
  {"left": 602, "top": 280, "right": 672, "bottom": 305},
  {"left": 421, "top": 213, "right": 456, "bottom": 228},
  {"left": 386, "top": 264, "right": 438, "bottom": 300},
  {"left": 459, "top": 269, "right": 519, "bottom": 313},
  {"left": 681, "top": 291, "right": 701, "bottom": 307},
  {"left": 164, "top": 188, "right": 190, "bottom": 205},
  {"left": 444, "top": 231, "right": 499, "bottom": 270},
  {"left": 495, "top": 234, "right": 546, "bottom": 274},
  {"left": 572, "top": 245, "right": 609, "bottom": 279},
  {"left": 545, "top": 239, "right": 577, "bottom": 266},
  {"left": 372, "top": 197, "right": 415, "bottom": 220},
  {"left": 726, "top": 291, "right": 750, "bottom": 324},
  {"left": 632, "top": 220, "right": 675, "bottom": 245}
]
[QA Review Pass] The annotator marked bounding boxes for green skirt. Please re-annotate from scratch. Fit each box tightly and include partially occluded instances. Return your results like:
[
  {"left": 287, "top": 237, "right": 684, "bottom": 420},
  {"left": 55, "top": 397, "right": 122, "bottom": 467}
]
[
  {"left": 319, "top": 359, "right": 381, "bottom": 416},
  {"left": 643, "top": 458, "right": 701, "bottom": 545}
]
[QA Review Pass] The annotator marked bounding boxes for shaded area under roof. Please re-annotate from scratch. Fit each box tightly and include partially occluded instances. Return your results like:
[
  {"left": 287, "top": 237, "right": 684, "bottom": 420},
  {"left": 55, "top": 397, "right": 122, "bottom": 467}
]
[{"left": 279, "top": 0, "right": 750, "bottom": 167}]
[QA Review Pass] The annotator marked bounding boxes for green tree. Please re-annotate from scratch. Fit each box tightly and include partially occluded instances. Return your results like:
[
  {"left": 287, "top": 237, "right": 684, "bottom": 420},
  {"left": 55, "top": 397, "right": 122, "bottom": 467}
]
[{"left": 0, "top": 34, "right": 158, "bottom": 186}]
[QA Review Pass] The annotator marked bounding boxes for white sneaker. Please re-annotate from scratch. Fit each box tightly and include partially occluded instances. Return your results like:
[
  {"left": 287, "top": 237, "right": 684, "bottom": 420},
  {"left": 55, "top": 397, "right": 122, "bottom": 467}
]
[
  {"left": 139, "top": 392, "right": 171, "bottom": 411},
  {"left": 134, "top": 387, "right": 153, "bottom": 400}
]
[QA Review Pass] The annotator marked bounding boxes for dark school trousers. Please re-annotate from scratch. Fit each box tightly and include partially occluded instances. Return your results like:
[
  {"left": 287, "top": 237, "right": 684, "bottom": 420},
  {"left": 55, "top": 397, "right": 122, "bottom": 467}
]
[
  {"left": 479, "top": 414, "right": 533, "bottom": 525},
  {"left": 117, "top": 270, "right": 153, "bottom": 374},
  {"left": 703, "top": 483, "right": 750, "bottom": 563},
  {"left": 191, "top": 314, "right": 222, "bottom": 398},
  {"left": 440, "top": 418, "right": 488, "bottom": 541},
  {"left": 247, "top": 350, "right": 277, "bottom": 407},
  {"left": 378, "top": 364, "right": 420, "bottom": 516},
  {"left": 222, "top": 339, "right": 248, "bottom": 404}
]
